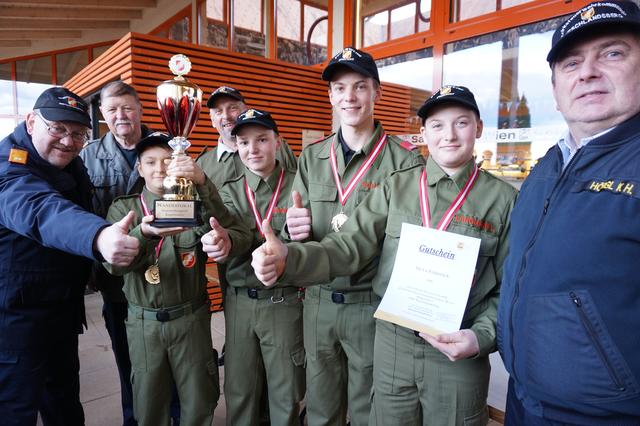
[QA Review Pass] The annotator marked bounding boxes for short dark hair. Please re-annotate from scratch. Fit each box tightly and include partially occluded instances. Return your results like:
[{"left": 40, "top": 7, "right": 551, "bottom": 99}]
[{"left": 100, "top": 81, "right": 140, "bottom": 104}]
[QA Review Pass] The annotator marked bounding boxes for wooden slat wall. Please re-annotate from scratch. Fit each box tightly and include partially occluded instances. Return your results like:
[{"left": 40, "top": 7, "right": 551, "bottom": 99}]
[{"left": 65, "top": 32, "right": 425, "bottom": 311}]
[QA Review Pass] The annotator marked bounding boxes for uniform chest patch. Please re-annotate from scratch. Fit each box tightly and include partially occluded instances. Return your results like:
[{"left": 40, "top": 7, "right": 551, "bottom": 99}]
[
  {"left": 361, "top": 181, "right": 379, "bottom": 190},
  {"left": 582, "top": 179, "right": 636, "bottom": 197},
  {"left": 453, "top": 214, "right": 496, "bottom": 233},
  {"left": 181, "top": 251, "right": 196, "bottom": 268},
  {"left": 273, "top": 206, "right": 288, "bottom": 214},
  {"left": 8, "top": 148, "right": 28, "bottom": 164}
]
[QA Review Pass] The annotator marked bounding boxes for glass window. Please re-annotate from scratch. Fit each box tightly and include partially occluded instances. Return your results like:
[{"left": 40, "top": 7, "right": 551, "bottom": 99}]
[
  {"left": 56, "top": 50, "right": 88, "bottom": 85},
  {"left": 169, "top": 16, "right": 190, "bottom": 42},
  {"left": 234, "top": 0, "right": 265, "bottom": 57},
  {"left": 361, "top": 1, "right": 430, "bottom": 48},
  {"left": 92, "top": 45, "right": 111, "bottom": 60},
  {"left": 0, "top": 118, "right": 17, "bottom": 136},
  {"left": 376, "top": 48, "right": 434, "bottom": 153},
  {"left": 452, "top": 0, "right": 535, "bottom": 22},
  {"left": 277, "top": 0, "right": 328, "bottom": 65},
  {"left": 16, "top": 57, "right": 53, "bottom": 115},
  {"left": 200, "top": 0, "right": 228, "bottom": 49},
  {"left": 0, "top": 63, "right": 13, "bottom": 115},
  {"left": 442, "top": 16, "right": 566, "bottom": 180}
]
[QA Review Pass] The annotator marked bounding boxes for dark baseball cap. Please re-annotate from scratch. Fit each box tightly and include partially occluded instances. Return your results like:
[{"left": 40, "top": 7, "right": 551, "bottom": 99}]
[
  {"left": 231, "top": 109, "right": 279, "bottom": 136},
  {"left": 417, "top": 85, "right": 480, "bottom": 122},
  {"left": 33, "top": 87, "right": 91, "bottom": 128},
  {"left": 547, "top": 1, "right": 640, "bottom": 64},
  {"left": 135, "top": 132, "right": 172, "bottom": 156},
  {"left": 206, "top": 86, "right": 246, "bottom": 108},
  {"left": 322, "top": 47, "right": 380, "bottom": 83}
]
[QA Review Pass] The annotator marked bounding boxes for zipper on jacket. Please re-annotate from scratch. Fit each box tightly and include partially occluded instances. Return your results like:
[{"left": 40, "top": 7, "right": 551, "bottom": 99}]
[
  {"left": 570, "top": 292, "right": 626, "bottom": 391},
  {"left": 507, "top": 147, "right": 583, "bottom": 376}
]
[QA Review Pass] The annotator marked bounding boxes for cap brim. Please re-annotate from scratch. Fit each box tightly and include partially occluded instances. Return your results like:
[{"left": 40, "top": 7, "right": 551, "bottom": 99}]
[
  {"left": 206, "top": 92, "right": 244, "bottom": 108},
  {"left": 39, "top": 107, "right": 92, "bottom": 129},
  {"left": 417, "top": 98, "right": 480, "bottom": 121},
  {"left": 321, "top": 62, "right": 378, "bottom": 82},
  {"left": 547, "top": 20, "right": 640, "bottom": 63},
  {"left": 231, "top": 119, "right": 278, "bottom": 136},
  {"left": 135, "top": 136, "right": 172, "bottom": 155}
]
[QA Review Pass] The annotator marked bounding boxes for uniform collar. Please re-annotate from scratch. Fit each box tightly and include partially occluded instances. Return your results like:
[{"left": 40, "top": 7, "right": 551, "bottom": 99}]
[
  {"left": 318, "top": 121, "right": 384, "bottom": 160},
  {"left": 425, "top": 156, "right": 476, "bottom": 190},
  {"left": 217, "top": 139, "right": 236, "bottom": 161},
  {"left": 244, "top": 161, "right": 282, "bottom": 192}
]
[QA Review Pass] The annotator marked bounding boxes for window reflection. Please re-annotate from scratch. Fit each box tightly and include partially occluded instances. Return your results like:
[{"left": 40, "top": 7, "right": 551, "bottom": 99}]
[
  {"left": 57, "top": 50, "right": 88, "bottom": 85},
  {"left": 443, "top": 17, "right": 566, "bottom": 180},
  {"left": 0, "top": 63, "right": 13, "bottom": 115},
  {"left": 234, "top": 0, "right": 265, "bottom": 57},
  {"left": 277, "top": 0, "right": 328, "bottom": 65},
  {"left": 16, "top": 57, "right": 52, "bottom": 116},
  {"left": 452, "top": 0, "right": 534, "bottom": 22},
  {"left": 377, "top": 48, "right": 433, "bottom": 155},
  {"left": 361, "top": 1, "right": 430, "bottom": 48}
]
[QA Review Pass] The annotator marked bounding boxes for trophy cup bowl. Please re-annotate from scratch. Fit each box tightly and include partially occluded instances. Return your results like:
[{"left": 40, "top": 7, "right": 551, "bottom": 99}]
[{"left": 153, "top": 54, "right": 203, "bottom": 227}]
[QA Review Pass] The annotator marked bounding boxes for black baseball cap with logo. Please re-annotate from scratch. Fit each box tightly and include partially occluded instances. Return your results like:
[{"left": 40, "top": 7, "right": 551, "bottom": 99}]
[
  {"left": 547, "top": 0, "right": 640, "bottom": 64},
  {"left": 135, "top": 132, "right": 172, "bottom": 156},
  {"left": 206, "top": 86, "right": 246, "bottom": 108},
  {"left": 231, "top": 109, "right": 279, "bottom": 136},
  {"left": 417, "top": 85, "right": 480, "bottom": 123},
  {"left": 322, "top": 47, "right": 380, "bottom": 83},
  {"left": 33, "top": 87, "right": 91, "bottom": 128}
]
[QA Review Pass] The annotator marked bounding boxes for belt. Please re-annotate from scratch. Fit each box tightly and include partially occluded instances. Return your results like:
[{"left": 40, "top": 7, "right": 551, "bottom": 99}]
[
  {"left": 308, "top": 286, "right": 378, "bottom": 304},
  {"left": 128, "top": 297, "right": 208, "bottom": 323},
  {"left": 234, "top": 286, "right": 301, "bottom": 303}
]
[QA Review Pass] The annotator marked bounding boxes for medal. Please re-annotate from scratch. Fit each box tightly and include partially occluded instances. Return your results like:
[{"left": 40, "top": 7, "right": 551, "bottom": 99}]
[
  {"left": 140, "top": 194, "right": 164, "bottom": 285},
  {"left": 145, "top": 264, "right": 160, "bottom": 285},
  {"left": 328, "top": 132, "right": 387, "bottom": 232},
  {"left": 331, "top": 212, "right": 349, "bottom": 232}
]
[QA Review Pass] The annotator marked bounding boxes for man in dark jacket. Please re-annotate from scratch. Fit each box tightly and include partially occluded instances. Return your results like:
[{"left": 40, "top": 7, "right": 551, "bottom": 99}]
[
  {"left": 0, "top": 87, "right": 140, "bottom": 426},
  {"left": 498, "top": 1, "right": 640, "bottom": 424}
]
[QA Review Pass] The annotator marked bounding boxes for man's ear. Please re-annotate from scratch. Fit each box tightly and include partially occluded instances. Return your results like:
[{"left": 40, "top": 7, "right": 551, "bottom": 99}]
[{"left": 25, "top": 112, "right": 37, "bottom": 135}]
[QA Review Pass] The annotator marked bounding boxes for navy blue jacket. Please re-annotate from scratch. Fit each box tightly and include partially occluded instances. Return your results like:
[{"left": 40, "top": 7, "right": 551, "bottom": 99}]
[
  {"left": 498, "top": 114, "right": 640, "bottom": 424},
  {"left": 0, "top": 122, "right": 109, "bottom": 352}
]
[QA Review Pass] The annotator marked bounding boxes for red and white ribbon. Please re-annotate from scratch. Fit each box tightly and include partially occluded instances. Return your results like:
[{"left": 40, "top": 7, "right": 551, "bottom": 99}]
[
  {"left": 419, "top": 166, "right": 479, "bottom": 230},
  {"left": 140, "top": 194, "right": 165, "bottom": 257},
  {"left": 329, "top": 133, "right": 387, "bottom": 206},
  {"left": 245, "top": 168, "right": 285, "bottom": 237}
]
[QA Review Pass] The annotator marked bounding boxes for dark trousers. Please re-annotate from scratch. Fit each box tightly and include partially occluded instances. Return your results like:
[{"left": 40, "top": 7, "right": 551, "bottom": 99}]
[
  {"left": 0, "top": 333, "right": 84, "bottom": 426},
  {"left": 103, "top": 300, "right": 181, "bottom": 426}
]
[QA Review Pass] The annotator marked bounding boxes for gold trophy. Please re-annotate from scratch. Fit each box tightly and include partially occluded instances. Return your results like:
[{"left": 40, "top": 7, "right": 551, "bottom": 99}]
[{"left": 154, "top": 54, "right": 203, "bottom": 227}]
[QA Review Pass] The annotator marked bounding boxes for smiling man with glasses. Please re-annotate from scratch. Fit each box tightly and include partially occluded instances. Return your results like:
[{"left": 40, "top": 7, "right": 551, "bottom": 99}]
[{"left": 0, "top": 87, "right": 141, "bottom": 426}]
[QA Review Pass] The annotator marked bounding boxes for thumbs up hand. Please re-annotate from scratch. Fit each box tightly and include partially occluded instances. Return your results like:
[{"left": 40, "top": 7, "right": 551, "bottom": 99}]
[
  {"left": 96, "top": 210, "right": 141, "bottom": 266},
  {"left": 201, "top": 217, "right": 232, "bottom": 262},
  {"left": 286, "top": 190, "right": 312, "bottom": 241},
  {"left": 252, "top": 220, "right": 288, "bottom": 287}
]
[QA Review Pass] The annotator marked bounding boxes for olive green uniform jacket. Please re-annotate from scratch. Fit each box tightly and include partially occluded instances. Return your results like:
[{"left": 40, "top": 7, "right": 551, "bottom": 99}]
[
  {"left": 219, "top": 163, "right": 305, "bottom": 426},
  {"left": 104, "top": 180, "right": 252, "bottom": 426}
]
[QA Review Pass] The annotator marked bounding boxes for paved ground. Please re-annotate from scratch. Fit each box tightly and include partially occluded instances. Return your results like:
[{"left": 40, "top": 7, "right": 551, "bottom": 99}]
[
  {"left": 73, "top": 292, "right": 503, "bottom": 425},
  {"left": 77, "top": 292, "right": 227, "bottom": 425}
]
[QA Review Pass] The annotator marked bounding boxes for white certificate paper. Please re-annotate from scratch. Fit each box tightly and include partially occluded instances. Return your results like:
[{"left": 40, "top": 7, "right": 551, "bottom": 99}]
[{"left": 374, "top": 223, "right": 481, "bottom": 335}]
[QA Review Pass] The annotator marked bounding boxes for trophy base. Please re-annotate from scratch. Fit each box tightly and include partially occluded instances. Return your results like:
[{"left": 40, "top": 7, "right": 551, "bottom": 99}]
[{"left": 152, "top": 199, "right": 203, "bottom": 228}]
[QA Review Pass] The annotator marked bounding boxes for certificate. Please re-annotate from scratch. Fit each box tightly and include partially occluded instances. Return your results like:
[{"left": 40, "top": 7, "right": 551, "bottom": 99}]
[{"left": 374, "top": 223, "right": 481, "bottom": 335}]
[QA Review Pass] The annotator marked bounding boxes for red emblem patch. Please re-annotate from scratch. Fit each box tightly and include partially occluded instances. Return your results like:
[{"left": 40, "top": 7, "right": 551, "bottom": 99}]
[{"left": 181, "top": 251, "right": 196, "bottom": 268}]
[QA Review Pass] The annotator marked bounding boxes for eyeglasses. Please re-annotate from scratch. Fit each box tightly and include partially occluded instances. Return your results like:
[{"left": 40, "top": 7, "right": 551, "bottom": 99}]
[{"left": 36, "top": 113, "right": 88, "bottom": 144}]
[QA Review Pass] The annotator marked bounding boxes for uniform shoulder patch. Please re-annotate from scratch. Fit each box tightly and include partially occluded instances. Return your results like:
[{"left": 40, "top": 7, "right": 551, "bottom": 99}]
[
  {"left": 399, "top": 140, "right": 417, "bottom": 151},
  {"left": 8, "top": 148, "right": 28, "bottom": 164},
  {"left": 309, "top": 133, "right": 334, "bottom": 146}
]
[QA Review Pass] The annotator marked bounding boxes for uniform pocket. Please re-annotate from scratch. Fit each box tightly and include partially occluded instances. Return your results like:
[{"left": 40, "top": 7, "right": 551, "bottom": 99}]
[
  {"left": 524, "top": 290, "right": 638, "bottom": 403},
  {"left": 308, "top": 182, "right": 337, "bottom": 202}
]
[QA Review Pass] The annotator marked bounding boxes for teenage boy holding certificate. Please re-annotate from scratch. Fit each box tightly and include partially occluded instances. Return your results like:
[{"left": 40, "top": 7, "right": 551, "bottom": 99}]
[
  {"left": 279, "top": 47, "right": 423, "bottom": 426},
  {"left": 253, "top": 86, "right": 517, "bottom": 425},
  {"left": 202, "top": 109, "right": 305, "bottom": 425}
]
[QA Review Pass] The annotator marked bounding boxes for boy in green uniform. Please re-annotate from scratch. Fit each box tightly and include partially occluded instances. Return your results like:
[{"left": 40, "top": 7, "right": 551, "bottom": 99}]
[
  {"left": 204, "top": 109, "right": 304, "bottom": 425},
  {"left": 105, "top": 133, "right": 252, "bottom": 426},
  {"left": 253, "top": 86, "right": 517, "bottom": 425},
  {"left": 282, "top": 47, "right": 424, "bottom": 426}
]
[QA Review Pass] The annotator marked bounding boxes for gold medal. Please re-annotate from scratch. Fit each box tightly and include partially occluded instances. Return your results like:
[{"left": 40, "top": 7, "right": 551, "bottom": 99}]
[
  {"left": 331, "top": 212, "right": 349, "bottom": 232},
  {"left": 145, "top": 264, "right": 160, "bottom": 285}
]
